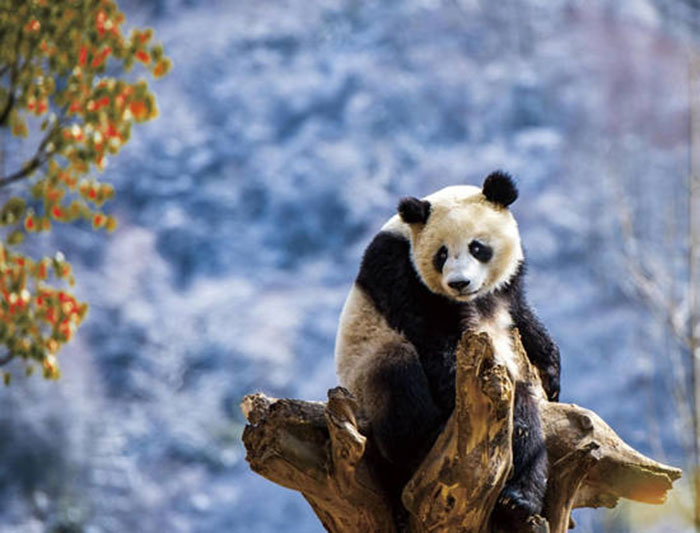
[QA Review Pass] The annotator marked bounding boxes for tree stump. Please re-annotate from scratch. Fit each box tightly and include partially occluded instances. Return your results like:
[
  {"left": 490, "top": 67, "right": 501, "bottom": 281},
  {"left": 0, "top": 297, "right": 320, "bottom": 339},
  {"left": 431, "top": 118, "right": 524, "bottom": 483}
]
[{"left": 241, "top": 331, "right": 682, "bottom": 532}]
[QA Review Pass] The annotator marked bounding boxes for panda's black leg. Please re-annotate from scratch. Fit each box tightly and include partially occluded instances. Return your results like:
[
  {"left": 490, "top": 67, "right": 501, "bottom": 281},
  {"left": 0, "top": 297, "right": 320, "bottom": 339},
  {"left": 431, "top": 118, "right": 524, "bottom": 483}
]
[
  {"left": 492, "top": 382, "right": 548, "bottom": 531},
  {"left": 364, "top": 342, "right": 443, "bottom": 525}
]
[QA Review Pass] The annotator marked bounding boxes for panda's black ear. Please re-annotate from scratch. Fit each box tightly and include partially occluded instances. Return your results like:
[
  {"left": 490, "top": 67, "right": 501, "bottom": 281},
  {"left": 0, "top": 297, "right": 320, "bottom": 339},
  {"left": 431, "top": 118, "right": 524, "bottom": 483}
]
[
  {"left": 398, "top": 197, "right": 431, "bottom": 224},
  {"left": 482, "top": 171, "right": 518, "bottom": 208}
]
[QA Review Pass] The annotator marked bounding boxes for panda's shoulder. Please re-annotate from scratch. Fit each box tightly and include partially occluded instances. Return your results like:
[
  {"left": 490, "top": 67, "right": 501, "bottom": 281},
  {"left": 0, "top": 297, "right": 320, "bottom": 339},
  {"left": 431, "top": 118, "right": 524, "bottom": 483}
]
[
  {"left": 380, "top": 213, "right": 411, "bottom": 238},
  {"left": 356, "top": 228, "right": 427, "bottom": 316},
  {"left": 357, "top": 230, "right": 413, "bottom": 288}
]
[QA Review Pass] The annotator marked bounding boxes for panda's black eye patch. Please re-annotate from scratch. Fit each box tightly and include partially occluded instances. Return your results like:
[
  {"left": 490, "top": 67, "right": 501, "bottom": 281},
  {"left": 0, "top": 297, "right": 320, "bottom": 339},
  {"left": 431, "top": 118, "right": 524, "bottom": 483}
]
[
  {"left": 469, "top": 240, "right": 493, "bottom": 262},
  {"left": 433, "top": 245, "right": 448, "bottom": 272}
]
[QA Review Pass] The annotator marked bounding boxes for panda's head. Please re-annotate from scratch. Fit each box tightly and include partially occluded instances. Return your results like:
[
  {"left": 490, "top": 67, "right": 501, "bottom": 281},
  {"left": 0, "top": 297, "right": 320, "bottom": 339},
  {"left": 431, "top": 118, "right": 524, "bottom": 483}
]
[{"left": 398, "top": 171, "right": 523, "bottom": 302}]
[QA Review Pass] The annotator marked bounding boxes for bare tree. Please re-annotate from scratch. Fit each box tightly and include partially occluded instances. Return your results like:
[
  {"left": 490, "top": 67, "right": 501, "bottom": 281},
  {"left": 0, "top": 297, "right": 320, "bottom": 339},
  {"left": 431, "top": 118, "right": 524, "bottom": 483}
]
[
  {"left": 690, "top": 49, "right": 700, "bottom": 533},
  {"left": 603, "top": 49, "right": 700, "bottom": 532}
]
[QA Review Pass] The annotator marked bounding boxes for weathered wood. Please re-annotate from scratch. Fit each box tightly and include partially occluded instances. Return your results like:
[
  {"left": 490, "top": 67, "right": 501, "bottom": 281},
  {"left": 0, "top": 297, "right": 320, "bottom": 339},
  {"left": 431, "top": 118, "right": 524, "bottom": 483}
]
[
  {"left": 241, "top": 331, "right": 682, "bottom": 532},
  {"left": 402, "top": 332, "right": 513, "bottom": 533},
  {"left": 543, "top": 441, "right": 601, "bottom": 533},
  {"left": 242, "top": 388, "right": 395, "bottom": 533},
  {"left": 540, "top": 401, "right": 683, "bottom": 509}
]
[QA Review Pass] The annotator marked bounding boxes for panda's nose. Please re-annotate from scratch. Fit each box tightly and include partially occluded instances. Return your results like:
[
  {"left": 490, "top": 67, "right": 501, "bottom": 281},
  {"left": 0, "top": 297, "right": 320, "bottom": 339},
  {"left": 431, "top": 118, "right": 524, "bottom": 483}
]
[{"left": 448, "top": 280, "right": 470, "bottom": 291}]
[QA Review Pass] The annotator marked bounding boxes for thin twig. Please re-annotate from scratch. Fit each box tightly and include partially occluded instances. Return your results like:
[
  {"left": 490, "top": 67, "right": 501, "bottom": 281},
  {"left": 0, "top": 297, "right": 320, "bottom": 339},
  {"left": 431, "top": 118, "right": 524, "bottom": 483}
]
[
  {"left": 3, "top": 146, "right": 52, "bottom": 185},
  {"left": 615, "top": 180, "right": 691, "bottom": 347},
  {"left": 0, "top": 92, "right": 14, "bottom": 126},
  {"left": 0, "top": 24, "right": 24, "bottom": 127},
  {"left": 688, "top": 49, "right": 700, "bottom": 533},
  {"left": 0, "top": 108, "right": 64, "bottom": 187}
]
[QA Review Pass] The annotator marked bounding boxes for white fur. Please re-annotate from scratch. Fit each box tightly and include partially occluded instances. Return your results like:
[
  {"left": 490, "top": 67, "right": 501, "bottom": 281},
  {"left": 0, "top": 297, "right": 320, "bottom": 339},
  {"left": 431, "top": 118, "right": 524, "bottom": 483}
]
[
  {"left": 335, "top": 284, "right": 407, "bottom": 410},
  {"left": 441, "top": 249, "right": 489, "bottom": 296},
  {"left": 466, "top": 300, "right": 521, "bottom": 381}
]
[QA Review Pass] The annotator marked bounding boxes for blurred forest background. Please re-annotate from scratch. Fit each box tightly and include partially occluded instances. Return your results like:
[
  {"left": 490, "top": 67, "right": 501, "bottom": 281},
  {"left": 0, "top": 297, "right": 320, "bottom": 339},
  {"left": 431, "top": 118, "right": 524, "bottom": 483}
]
[{"left": 0, "top": 0, "right": 699, "bottom": 531}]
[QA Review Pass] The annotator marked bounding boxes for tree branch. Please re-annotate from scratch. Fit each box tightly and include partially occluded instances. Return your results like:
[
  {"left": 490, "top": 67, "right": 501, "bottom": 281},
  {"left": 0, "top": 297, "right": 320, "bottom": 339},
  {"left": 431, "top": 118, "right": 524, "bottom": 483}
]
[
  {"left": 241, "top": 331, "right": 683, "bottom": 532},
  {"left": 0, "top": 21, "right": 59, "bottom": 187},
  {"left": 0, "top": 25, "right": 23, "bottom": 128},
  {"left": 0, "top": 118, "right": 60, "bottom": 187},
  {"left": 542, "top": 441, "right": 600, "bottom": 532},
  {"left": 0, "top": 92, "right": 14, "bottom": 127},
  {"left": 402, "top": 332, "right": 513, "bottom": 532},
  {"left": 242, "top": 388, "right": 396, "bottom": 533}
]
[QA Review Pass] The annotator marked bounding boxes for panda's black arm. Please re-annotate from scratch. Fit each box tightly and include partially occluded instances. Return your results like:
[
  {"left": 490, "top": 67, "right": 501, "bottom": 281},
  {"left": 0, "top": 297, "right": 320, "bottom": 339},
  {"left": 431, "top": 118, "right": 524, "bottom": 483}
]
[
  {"left": 512, "top": 301, "right": 560, "bottom": 401},
  {"left": 507, "top": 265, "right": 560, "bottom": 401}
]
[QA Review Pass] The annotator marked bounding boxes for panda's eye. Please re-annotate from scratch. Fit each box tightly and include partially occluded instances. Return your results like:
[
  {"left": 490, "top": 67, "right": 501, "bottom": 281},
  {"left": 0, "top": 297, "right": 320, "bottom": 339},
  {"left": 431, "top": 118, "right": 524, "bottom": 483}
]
[
  {"left": 469, "top": 240, "right": 493, "bottom": 262},
  {"left": 433, "top": 245, "right": 448, "bottom": 272}
]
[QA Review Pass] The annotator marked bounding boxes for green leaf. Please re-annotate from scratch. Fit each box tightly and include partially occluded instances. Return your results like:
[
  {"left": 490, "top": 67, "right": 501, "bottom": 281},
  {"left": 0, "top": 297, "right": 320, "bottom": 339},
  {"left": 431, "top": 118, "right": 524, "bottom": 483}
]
[
  {"left": 1, "top": 197, "right": 26, "bottom": 225},
  {"left": 0, "top": 0, "right": 170, "bottom": 382},
  {"left": 7, "top": 230, "right": 25, "bottom": 245}
]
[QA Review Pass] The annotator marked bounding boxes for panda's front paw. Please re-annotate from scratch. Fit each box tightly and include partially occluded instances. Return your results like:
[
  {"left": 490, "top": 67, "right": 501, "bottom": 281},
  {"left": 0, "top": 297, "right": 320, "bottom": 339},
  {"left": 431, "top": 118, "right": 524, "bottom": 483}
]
[
  {"left": 491, "top": 488, "right": 539, "bottom": 532},
  {"left": 543, "top": 365, "right": 560, "bottom": 402}
]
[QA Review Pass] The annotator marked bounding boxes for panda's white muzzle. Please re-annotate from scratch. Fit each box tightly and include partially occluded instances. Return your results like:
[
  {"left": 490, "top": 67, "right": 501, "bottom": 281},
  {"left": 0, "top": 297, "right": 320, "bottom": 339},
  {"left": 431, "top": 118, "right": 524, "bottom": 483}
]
[{"left": 442, "top": 252, "right": 488, "bottom": 300}]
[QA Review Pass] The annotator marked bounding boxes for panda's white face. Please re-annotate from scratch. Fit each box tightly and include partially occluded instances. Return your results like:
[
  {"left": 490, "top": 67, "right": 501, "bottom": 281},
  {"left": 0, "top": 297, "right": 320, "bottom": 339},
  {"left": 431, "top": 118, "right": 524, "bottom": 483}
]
[
  {"left": 433, "top": 239, "right": 492, "bottom": 301},
  {"left": 402, "top": 186, "right": 524, "bottom": 302}
]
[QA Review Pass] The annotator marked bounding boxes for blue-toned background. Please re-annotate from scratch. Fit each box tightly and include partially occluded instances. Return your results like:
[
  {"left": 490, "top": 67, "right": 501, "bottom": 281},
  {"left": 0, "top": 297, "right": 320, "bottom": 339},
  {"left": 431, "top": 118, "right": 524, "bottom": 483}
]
[{"left": 0, "top": 0, "right": 696, "bottom": 531}]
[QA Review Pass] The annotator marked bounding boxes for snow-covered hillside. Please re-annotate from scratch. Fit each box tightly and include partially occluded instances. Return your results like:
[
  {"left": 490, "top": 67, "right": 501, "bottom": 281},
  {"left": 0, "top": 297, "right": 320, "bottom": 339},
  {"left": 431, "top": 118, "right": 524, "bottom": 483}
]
[{"left": 0, "top": 1, "right": 694, "bottom": 531}]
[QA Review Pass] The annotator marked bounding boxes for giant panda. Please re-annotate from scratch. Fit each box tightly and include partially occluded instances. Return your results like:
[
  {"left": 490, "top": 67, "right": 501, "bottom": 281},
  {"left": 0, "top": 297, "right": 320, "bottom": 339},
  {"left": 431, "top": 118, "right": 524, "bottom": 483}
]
[{"left": 334, "top": 171, "right": 561, "bottom": 528}]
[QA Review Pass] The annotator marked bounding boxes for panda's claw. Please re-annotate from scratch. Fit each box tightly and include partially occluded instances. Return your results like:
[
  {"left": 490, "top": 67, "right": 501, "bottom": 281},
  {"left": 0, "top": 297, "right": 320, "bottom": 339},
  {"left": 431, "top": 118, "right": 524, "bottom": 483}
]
[
  {"left": 543, "top": 364, "right": 560, "bottom": 402},
  {"left": 492, "top": 488, "right": 540, "bottom": 531}
]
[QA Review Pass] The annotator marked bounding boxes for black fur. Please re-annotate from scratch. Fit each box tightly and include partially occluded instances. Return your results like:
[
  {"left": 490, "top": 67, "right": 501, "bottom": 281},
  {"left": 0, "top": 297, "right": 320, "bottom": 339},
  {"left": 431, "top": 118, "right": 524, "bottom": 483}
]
[
  {"left": 482, "top": 171, "right": 518, "bottom": 208},
  {"left": 398, "top": 197, "right": 431, "bottom": 224},
  {"left": 469, "top": 239, "right": 493, "bottom": 263},
  {"left": 366, "top": 342, "right": 443, "bottom": 500},
  {"left": 355, "top": 230, "right": 560, "bottom": 525},
  {"left": 474, "top": 291, "right": 498, "bottom": 318},
  {"left": 357, "top": 232, "right": 461, "bottom": 413},
  {"left": 507, "top": 263, "right": 561, "bottom": 401},
  {"left": 432, "top": 245, "right": 448, "bottom": 273},
  {"left": 492, "top": 382, "right": 548, "bottom": 531}
]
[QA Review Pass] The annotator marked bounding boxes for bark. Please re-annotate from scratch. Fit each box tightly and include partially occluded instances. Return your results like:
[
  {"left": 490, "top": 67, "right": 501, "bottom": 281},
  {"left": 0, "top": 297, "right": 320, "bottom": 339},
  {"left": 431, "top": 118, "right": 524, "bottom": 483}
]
[{"left": 241, "top": 330, "right": 682, "bottom": 532}]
